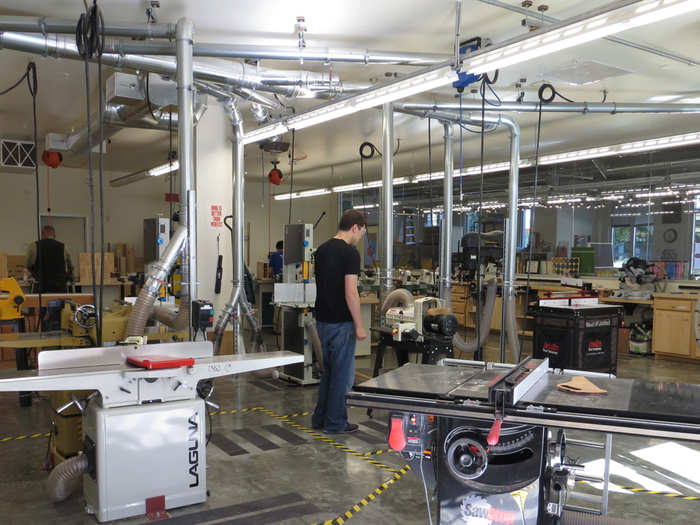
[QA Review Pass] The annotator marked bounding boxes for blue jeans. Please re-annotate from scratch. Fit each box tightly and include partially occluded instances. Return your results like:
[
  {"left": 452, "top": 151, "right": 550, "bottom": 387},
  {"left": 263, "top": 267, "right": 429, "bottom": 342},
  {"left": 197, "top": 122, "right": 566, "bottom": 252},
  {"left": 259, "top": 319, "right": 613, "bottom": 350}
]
[{"left": 312, "top": 321, "right": 356, "bottom": 432}]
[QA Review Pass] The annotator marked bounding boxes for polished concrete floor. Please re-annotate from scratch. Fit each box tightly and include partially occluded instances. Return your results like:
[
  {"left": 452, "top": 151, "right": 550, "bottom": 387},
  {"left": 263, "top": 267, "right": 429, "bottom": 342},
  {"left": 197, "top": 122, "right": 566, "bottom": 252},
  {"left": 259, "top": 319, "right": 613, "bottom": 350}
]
[{"left": 0, "top": 334, "right": 699, "bottom": 525}]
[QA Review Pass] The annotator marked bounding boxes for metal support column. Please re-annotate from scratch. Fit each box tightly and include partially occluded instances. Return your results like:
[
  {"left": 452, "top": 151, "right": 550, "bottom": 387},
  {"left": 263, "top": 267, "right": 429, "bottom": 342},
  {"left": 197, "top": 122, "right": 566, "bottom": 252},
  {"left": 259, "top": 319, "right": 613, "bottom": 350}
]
[
  {"left": 231, "top": 104, "right": 246, "bottom": 354},
  {"left": 440, "top": 121, "right": 454, "bottom": 305},
  {"left": 380, "top": 103, "right": 394, "bottom": 305},
  {"left": 176, "top": 18, "right": 196, "bottom": 338}
]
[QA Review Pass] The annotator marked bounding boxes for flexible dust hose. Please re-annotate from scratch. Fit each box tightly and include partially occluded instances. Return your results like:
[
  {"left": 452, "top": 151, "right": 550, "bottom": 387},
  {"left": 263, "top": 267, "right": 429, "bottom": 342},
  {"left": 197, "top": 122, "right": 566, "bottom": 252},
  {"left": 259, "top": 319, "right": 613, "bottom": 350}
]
[
  {"left": 126, "top": 225, "right": 187, "bottom": 337},
  {"left": 151, "top": 301, "right": 179, "bottom": 326},
  {"left": 305, "top": 319, "right": 324, "bottom": 373},
  {"left": 239, "top": 293, "right": 265, "bottom": 352},
  {"left": 505, "top": 291, "right": 521, "bottom": 362},
  {"left": 213, "top": 286, "right": 240, "bottom": 354},
  {"left": 380, "top": 288, "right": 415, "bottom": 316},
  {"left": 46, "top": 454, "right": 88, "bottom": 503},
  {"left": 453, "top": 279, "right": 497, "bottom": 354}
]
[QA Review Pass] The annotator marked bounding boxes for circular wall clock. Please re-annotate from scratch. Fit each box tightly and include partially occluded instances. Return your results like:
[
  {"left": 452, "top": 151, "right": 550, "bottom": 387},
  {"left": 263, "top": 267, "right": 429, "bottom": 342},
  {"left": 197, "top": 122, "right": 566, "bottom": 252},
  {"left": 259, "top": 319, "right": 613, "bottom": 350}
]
[{"left": 663, "top": 228, "right": 677, "bottom": 243}]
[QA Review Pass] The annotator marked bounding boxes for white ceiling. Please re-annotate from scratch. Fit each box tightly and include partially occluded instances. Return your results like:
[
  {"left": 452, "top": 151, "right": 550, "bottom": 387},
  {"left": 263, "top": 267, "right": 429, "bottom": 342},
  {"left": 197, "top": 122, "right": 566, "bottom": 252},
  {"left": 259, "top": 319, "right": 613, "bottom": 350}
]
[{"left": 0, "top": 0, "right": 699, "bottom": 190}]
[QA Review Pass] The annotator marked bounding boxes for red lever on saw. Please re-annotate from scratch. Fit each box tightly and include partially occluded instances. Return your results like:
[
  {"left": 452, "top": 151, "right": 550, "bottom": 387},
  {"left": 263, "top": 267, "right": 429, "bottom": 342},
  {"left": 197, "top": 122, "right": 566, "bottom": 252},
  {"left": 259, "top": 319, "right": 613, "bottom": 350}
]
[
  {"left": 487, "top": 419, "right": 502, "bottom": 446},
  {"left": 388, "top": 417, "right": 407, "bottom": 451}
]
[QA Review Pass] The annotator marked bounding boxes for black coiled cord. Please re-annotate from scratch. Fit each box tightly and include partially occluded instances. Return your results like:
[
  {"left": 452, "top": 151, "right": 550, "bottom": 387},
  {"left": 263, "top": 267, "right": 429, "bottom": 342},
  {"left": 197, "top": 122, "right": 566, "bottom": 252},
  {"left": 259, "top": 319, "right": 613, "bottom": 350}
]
[
  {"left": 537, "top": 83, "right": 575, "bottom": 104},
  {"left": 76, "top": 1, "right": 106, "bottom": 344},
  {"left": 75, "top": 2, "right": 104, "bottom": 59}
]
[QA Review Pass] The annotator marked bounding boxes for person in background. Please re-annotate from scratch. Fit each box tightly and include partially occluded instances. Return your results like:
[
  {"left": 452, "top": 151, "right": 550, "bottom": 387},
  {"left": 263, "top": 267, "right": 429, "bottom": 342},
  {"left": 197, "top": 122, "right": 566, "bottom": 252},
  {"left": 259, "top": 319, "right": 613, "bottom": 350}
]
[
  {"left": 269, "top": 240, "right": 283, "bottom": 280},
  {"left": 311, "top": 209, "right": 367, "bottom": 434},
  {"left": 25, "top": 225, "right": 74, "bottom": 293}
]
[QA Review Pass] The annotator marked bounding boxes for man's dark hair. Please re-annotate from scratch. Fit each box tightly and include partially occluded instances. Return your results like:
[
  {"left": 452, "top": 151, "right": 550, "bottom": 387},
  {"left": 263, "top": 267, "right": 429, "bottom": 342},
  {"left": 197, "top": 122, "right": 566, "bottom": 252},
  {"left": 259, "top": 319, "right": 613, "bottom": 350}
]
[
  {"left": 338, "top": 209, "right": 366, "bottom": 231},
  {"left": 42, "top": 225, "right": 56, "bottom": 237},
  {"left": 276, "top": 240, "right": 283, "bottom": 250}
]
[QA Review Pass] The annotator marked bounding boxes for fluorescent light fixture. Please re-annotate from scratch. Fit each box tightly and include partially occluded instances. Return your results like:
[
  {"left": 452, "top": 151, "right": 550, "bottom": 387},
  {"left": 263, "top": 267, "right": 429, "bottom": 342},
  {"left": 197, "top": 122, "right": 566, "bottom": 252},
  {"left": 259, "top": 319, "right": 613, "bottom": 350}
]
[
  {"left": 612, "top": 210, "right": 675, "bottom": 217},
  {"left": 463, "top": 0, "right": 700, "bottom": 75},
  {"left": 353, "top": 202, "right": 399, "bottom": 209},
  {"left": 148, "top": 160, "right": 179, "bottom": 177},
  {"left": 635, "top": 190, "right": 677, "bottom": 198},
  {"left": 243, "top": 65, "right": 458, "bottom": 145},
  {"left": 273, "top": 188, "right": 331, "bottom": 200},
  {"left": 332, "top": 177, "right": 409, "bottom": 193},
  {"left": 547, "top": 198, "right": 582, "bottom": 204}
]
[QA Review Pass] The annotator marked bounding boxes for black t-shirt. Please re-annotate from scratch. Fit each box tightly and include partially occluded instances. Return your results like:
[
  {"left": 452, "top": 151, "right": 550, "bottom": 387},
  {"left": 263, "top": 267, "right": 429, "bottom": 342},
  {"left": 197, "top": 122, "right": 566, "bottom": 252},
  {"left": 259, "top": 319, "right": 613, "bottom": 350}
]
[{"left": 314, "top": 238, "right": 361, "bottom": 323}]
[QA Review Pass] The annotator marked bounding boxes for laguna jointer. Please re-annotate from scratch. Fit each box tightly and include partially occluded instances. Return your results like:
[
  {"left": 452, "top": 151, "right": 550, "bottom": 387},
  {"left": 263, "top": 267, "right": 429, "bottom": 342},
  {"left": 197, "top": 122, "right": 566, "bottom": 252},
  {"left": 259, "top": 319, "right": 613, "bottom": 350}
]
[
  {"left": 346, "top": 358, "right": 700, "bottom": 524},
  {"left": 0, "top": 341, "right": 303, "bottom": 522}
]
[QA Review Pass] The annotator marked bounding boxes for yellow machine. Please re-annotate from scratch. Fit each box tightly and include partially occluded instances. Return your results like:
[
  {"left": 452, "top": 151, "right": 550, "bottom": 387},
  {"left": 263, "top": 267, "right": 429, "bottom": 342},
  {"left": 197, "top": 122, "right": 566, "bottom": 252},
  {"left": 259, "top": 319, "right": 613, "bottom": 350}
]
[{"left": 0, "top": 278, "right": 24, "bottom": 321}]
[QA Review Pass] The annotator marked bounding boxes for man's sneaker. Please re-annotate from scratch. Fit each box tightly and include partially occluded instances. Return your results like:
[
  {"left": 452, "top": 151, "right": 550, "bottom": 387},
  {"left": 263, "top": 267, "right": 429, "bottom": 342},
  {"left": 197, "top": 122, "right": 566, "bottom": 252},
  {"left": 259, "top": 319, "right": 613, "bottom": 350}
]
[
  {"left": 324, "top": 423, "right": 359, "bottom": 434},
  {"left": 311, "top": 423, "right": 323, "bottom": 430}
]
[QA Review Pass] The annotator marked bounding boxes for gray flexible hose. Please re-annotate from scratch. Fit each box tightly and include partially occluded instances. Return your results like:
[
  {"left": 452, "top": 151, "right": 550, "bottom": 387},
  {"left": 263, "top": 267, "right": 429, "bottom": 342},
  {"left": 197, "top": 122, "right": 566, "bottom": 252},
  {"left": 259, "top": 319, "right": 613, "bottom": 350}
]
[
  {"left": 305, "top": 319, "right": 324, "bottom": 373},
  {"left": 126, "top": 225, "right": 188, "bottom": 337},
  {"left": 239, "top": 292, "right": 265, "bottom": 352},
  {"left": 453, "top": 279, "right": 497, "bottom": 354},
  {"left": 381, "top": 288, "right": 415, "bottom": 316},
  {"left": 213, "top": 287, "right": 239, "bottom": 355},
  {"left": 46, "top": 454, "right": 88, "bottom": 503}
]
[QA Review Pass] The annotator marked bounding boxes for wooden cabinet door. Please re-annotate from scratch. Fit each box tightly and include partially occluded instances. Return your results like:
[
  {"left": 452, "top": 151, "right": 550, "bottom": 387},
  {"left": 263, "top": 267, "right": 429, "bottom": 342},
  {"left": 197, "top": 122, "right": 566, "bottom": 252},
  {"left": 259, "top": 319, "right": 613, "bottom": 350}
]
[{"left": 653, "top": 309, "right": 692, "bottom": 356}]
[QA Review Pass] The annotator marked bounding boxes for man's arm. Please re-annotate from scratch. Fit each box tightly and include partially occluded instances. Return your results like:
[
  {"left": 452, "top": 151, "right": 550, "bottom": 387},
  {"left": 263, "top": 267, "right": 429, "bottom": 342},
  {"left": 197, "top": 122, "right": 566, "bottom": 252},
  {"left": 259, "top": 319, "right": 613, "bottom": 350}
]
[{"left": 345, "top": 274, "right": 367, "bottom": 340}]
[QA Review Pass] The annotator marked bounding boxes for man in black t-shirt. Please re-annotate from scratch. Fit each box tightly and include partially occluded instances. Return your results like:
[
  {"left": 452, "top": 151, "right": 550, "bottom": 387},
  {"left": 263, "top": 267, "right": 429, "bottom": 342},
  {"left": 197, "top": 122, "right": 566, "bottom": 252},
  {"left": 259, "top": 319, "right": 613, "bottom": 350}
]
[{"left": 311, "top": 209, "right": 367, "bottom": 434}]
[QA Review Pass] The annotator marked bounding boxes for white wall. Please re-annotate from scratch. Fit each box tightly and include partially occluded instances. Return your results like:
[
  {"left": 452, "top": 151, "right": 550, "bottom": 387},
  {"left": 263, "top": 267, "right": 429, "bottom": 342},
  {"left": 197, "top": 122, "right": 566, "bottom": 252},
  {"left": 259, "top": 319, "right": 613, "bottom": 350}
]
[
  {"left": 244, "top": 181, "right": 338, "bottom": 274},
  {"left": 0, "top": 165, "right": 170, "bottom": 258}
]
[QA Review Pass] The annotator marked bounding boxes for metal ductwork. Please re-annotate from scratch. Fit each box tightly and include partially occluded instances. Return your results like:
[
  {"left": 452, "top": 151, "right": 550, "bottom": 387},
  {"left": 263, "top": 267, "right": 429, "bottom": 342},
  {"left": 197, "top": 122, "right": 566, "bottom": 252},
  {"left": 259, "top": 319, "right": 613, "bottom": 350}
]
[
  {"left": 0, "top": 15, "right": 175, "bottom": 39},
  {"left": 0, "top": 32, "right": 343, "bottom": 98},
  {"left": 397, "top": 107, "right": 522, "bottom": 363},
  {"left": 379, "top": 103, "right": 395, "bottom": 306}
]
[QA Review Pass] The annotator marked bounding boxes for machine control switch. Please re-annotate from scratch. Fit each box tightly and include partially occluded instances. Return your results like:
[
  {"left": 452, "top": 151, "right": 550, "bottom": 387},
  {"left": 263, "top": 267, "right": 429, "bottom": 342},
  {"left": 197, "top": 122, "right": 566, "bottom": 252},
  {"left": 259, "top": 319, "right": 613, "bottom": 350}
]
[{"left": 389, "top": 417, "right": 407, "bottom": 451}]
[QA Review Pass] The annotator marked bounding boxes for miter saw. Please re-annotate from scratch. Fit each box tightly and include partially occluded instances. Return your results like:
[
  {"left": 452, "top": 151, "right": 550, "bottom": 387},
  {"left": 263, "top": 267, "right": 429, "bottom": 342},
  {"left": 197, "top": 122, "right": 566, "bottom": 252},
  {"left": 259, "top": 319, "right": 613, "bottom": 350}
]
[{"left": 612, "top": 257, "right": 664, "bottom": 300}]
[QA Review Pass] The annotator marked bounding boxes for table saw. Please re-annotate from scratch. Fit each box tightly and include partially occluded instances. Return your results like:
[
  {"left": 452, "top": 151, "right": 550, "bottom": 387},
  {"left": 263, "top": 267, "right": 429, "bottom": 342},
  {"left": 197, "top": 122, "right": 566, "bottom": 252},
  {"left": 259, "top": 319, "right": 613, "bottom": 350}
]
[{"left": 346, "top": 358, "right": 700, "bottom": 524}]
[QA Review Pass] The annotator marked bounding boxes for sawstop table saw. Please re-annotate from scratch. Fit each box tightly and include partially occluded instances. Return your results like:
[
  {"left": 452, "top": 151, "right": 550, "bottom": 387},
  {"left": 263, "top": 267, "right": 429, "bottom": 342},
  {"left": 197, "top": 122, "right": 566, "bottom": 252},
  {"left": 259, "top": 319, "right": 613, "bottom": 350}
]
[{"left": 346, "top": 358, "right": 700, "bottom": 524}]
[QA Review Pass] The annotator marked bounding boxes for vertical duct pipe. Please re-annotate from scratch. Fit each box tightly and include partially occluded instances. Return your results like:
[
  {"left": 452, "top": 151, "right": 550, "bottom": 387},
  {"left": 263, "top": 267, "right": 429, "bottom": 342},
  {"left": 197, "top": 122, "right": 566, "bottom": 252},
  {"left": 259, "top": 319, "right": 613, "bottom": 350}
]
[
  {"left": 380, "top": 103, "right": 394, "bottom": 306},
  {"left": 440, "top": 121, "right": 454, "bottom": 306},
  {"left": 176, "top": 18, "right": 196, "bottom": 339},
  {"left": 231, "top": 103, "right": 246, "bottom": 354},
  {"left": 503, "top": 115, "right": 521, "bottom": 363}
]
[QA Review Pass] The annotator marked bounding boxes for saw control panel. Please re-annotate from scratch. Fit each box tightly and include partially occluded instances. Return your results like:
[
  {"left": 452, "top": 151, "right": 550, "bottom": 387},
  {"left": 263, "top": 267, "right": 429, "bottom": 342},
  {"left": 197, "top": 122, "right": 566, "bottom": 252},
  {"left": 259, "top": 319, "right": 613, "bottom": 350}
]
[{"left": 388, "top": 412, "right": 435, "bottom": 456}]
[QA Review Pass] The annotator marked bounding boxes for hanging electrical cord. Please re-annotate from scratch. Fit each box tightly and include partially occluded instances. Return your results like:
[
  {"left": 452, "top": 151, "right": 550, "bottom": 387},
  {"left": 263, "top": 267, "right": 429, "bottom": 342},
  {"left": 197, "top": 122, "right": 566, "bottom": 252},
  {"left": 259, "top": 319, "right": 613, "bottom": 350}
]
[
  {"left": 459, "top": 92, "right": 464, "bottom": 204},
  {"left": 28, "top": 63, "right": 43, "bottom": 330},
  {"left": 479, "top": 70, "right": 501, "bottom": 107},
  {"left": 537, "top": 83, "right": 575, "bottom": 104},
  {"left": 288, "top": 129, "right": 296, "bottom": 224},
  {"left": 76, "top": 0, "right": 105, "bottom": 345}
]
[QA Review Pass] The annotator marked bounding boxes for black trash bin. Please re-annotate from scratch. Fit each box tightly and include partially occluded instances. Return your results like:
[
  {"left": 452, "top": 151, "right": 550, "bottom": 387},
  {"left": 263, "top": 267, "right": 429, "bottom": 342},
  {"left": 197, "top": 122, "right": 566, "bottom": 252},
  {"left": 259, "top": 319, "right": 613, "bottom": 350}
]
[{"left": 533, "top": 304, "right": 622, "bottom": 375}]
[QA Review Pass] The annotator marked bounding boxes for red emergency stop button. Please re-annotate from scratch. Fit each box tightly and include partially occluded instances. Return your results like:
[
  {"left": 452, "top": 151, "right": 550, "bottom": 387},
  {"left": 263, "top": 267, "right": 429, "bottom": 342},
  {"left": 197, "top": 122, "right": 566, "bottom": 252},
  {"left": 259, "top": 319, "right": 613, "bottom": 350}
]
[{"left": 388, "top": 417, "right": 406, "bottom": 451}]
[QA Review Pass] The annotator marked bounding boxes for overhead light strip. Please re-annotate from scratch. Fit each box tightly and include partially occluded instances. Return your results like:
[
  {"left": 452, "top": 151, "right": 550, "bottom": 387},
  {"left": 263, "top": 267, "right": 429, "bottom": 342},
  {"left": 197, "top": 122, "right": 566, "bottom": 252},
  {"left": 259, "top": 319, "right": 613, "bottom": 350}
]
[
  {"left": 244, "top": 64, "right": 459, "bottom": 145},
  {"left": 464, "top": 0, "right": 700, "bottom": 75},
  {"left": 277, "top": 130, "right": 700, "bottom": 201}
]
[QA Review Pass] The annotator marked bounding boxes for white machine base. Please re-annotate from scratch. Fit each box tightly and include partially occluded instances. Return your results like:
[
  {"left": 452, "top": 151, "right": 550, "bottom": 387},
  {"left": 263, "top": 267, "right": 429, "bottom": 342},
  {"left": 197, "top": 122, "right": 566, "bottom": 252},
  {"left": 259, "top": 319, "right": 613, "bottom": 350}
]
[{"left": 83, "top": 398, "right": 207, "bottom": 522}]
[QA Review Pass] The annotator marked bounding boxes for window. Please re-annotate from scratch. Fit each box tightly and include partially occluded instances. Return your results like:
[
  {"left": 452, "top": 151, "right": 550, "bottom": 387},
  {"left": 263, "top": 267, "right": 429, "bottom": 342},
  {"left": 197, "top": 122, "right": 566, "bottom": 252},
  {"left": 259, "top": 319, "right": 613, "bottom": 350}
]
[
  {"left": 612, "top": 224, "right": 654, "bottom": 267},
  {"left": 518, "top": 208, "right": 532, "bottom": 250},
  {"left": 692, "top": 198, "right": 700, "bottom": 275}
]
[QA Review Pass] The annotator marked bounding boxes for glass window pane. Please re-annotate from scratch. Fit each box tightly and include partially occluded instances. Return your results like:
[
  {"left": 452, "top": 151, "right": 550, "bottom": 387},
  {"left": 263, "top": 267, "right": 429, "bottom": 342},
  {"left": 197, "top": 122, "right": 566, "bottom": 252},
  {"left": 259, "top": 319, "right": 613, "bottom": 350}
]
[
  {"left": 612, "top": 226, "right": 633, "bottom": 267},
  {"left": 634, "top": 225, "right": 653, "bottom": 260}
]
